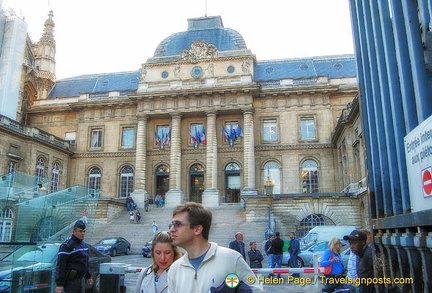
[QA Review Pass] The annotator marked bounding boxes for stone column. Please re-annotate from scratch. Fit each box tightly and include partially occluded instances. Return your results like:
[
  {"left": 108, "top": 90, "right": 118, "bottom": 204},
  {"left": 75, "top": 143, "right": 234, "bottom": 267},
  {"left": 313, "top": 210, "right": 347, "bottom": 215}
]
[
  {"left": 241, "top": 109, "right": 258, "bottom": 196},
  {"left": 131, "top": 114, "right": 149, "bottom": 208},
  {"left": 202, "top": 111, "right": 220, "bottom": 207},
  {"left": 165, "top": 113, "right": 184, "bottom": 207}
]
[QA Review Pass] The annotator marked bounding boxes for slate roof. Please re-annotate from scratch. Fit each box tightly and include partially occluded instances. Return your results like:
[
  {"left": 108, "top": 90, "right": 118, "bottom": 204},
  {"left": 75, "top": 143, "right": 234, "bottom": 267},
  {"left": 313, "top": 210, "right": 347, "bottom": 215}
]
[
  {"left": 254, "top": 55, "right": 357, "bottom": 81},
  {"left": 154, "top": 16, "right": 247, "bottom": 57},
  {"left": 47, "top": 71, "right": 140, "bottom": 98}
]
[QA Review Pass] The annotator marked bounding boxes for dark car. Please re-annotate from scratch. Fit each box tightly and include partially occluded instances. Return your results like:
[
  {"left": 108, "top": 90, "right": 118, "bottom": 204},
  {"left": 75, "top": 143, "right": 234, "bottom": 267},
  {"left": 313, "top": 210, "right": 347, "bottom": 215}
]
[
  {"left": 94, "top": 237, "right": 131, "bottom": 257},
  {"left": 141, "top": 240, "right": 152, "bottom": 258},
  {"left": 0, "top": 242, "right": 111, "bottom": 293}
]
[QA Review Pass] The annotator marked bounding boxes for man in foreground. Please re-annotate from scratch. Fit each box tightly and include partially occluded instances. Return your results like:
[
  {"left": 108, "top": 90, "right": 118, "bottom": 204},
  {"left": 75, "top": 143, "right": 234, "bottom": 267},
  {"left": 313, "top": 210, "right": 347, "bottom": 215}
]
[
  {"left": 343, "top": 229, "right": 374, "bottom": 293},
  {"left": 168, "top": 202, "right": 262, "bottom": 292},
  {"left": 55, "top": 220, "right": 93, "bottom": 293}
]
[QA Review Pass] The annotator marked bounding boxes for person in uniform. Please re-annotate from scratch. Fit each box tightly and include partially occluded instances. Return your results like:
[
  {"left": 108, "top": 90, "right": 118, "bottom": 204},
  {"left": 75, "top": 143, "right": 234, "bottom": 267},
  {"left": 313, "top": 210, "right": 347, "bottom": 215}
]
[{"left": 55, "top": 220, "right": 93, "bottom": 293}]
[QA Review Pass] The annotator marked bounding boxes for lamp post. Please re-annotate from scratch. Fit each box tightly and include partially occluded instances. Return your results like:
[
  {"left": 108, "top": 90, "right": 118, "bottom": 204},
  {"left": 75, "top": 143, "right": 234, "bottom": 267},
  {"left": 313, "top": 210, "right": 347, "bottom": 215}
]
[{"left": 264, "top": 176, "right": 274, "bottom": 239}]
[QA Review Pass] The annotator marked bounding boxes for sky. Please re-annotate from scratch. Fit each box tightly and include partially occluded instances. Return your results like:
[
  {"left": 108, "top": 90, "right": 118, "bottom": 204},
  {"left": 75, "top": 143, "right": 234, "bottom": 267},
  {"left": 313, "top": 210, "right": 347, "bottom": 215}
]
[{"left": 3, "top": 0, "right": 355, "bottom": 80}]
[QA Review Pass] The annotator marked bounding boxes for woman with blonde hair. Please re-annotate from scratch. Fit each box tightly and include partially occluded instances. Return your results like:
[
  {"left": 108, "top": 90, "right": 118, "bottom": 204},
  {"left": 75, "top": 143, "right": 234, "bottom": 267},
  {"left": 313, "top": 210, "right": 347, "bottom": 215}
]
[
  {"left": 135, "top": 231, "right": 181, "bottom": 293},
  {"left": 320, "top": 237, "right": 348, "bottom": 292}
]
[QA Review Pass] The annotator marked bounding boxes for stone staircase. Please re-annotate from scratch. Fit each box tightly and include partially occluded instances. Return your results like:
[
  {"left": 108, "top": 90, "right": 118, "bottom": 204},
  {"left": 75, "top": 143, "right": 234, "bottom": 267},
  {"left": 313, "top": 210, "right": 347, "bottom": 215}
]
[{"left": 86, "top": 203, "right": 268, "bottom": 255}]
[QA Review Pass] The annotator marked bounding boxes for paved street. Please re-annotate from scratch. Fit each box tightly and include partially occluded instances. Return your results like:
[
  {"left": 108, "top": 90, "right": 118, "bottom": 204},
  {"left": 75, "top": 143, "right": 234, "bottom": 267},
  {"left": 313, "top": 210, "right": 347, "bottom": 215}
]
[{"left": 111, "top": 254, "right": 324, "bottom": 293}]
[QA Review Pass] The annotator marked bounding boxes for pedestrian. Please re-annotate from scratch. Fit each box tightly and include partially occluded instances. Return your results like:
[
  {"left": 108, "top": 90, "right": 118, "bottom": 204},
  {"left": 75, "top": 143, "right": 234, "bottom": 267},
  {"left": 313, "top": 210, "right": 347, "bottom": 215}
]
[
  {"left": 288, "top": 231, "right": 300, "bottom": 278},
  {"left": 229, "top": 232, "right": 246, "bottom": 260},
  {"left": 135, "top": 210, "right": 142, "bottom": 223},
  {"left": 269, "top": 231, "right": 283, "bottom": 278},
  {"left": 264, "top": 234, "right": 274, "bottom": 267},
  {"left": 344, "top": 229, "right": 374, "bottom": 293},
  {"left": 152, "top": 220, "right": 158, "bottom": 235},
  {"left": 155, "top": 195, "right": 161, "bottom": 208},
  {"left": 320, "top": 237, "right": 348, "bottom": 293},
  {"left": 144, "top": 197, "right": 149, "bottom": 212},
  {"left": 248, "top": 241, "right": 264, "bottom": 268},
  {"left": 167, "top": 202, "right": 262, "bottom": 292},
  {"left": 55, "top": 220, "right": 93, "bottom": 293},
  {"left": 126, "top": 196, "right": 136, "bottom": 211},
  {"left": 347, "top": 229, "right": 372, "bottom": 293},
  {"left": 130, "top": 211, "right": 135, "bottom": 223},
  {"left": 134, "top": 231, "right": 181, "bottom": 293},
  {"left": 81, "top": 209, "right": 88, "bottom": 224}
]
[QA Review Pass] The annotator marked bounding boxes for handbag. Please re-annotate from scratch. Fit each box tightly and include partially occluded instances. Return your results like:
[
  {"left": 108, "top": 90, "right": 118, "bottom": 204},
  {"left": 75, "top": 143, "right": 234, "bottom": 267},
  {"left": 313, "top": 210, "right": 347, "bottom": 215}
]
[{"left": 322, "top": 251, "right": 333, "bottom": 275}]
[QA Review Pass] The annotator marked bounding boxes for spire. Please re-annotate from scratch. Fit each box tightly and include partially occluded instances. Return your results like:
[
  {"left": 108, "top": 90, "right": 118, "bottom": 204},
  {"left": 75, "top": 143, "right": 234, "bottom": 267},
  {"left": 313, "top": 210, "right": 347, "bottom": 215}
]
[{"left": 34, "top": 11, "right": 56, "bottom": 99}]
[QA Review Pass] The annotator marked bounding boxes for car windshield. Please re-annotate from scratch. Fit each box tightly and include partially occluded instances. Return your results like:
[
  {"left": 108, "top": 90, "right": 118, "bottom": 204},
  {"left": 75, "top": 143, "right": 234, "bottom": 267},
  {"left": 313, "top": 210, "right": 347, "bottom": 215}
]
[
  {"left": 2, "top": 244, "right": 59, "bottom": 263},
  {"left": 97, "top": 239, "right": 117, "bottom": 245}
]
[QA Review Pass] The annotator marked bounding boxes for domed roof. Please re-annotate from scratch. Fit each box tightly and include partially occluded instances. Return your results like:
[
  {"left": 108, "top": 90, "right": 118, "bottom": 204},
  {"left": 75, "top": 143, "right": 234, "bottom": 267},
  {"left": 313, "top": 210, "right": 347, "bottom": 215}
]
[{"left": 154, "top": 16, "right": 247, "bottom": 57}]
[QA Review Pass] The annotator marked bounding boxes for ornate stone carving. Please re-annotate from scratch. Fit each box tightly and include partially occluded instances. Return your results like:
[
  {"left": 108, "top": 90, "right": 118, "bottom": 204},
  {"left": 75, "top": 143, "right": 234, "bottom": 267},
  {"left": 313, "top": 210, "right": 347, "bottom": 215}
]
[{"left": 181, "top": 40, "right": 217, "bottom": 63}]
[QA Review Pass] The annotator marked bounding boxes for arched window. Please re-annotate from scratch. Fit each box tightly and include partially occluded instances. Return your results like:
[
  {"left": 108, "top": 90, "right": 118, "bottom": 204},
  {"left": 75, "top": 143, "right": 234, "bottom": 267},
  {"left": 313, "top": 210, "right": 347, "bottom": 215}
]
[
  {"left": 51, "top": 163, "right": 60, "bottom": 192},
  {"left": 263, "top": 161, "right": 281, "bottom": 194},
  {"left": 119, "top": 166, "right": 134, "bottom": 198},
  {"left": 88, "top": 167, "right": 102, "bottom": 192},
  {"left": 35, "top": 157, "right": 46, "bottom": 182},
  {"left": 298, "top": 213, "right": 335, "bottom": 237},
  {"left": 0, "top": 207, "right": 13, "bottom": 241},
  {"left": 302, "top": 160, "right": 319, "bottom": 193}
]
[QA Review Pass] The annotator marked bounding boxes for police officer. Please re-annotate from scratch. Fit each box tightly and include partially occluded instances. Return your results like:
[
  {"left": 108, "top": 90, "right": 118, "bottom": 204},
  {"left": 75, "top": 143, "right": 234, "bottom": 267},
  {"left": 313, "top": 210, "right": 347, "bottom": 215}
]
[{"left": 55, "top": 220, "right": 93, "bottom": 293}]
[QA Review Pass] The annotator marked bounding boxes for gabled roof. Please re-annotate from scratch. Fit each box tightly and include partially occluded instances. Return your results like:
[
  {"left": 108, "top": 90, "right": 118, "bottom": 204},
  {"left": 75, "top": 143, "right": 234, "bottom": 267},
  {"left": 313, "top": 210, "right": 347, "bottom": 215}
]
[{"left": 47, "top": 71, "right": 140, "bottom": 98}]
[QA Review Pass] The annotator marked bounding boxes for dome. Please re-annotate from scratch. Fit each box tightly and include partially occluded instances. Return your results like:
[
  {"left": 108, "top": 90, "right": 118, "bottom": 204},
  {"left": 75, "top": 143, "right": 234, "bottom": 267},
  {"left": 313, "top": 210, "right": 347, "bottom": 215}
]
[{"left": 154, "top": 16, "right": 247, "bottom": 57}]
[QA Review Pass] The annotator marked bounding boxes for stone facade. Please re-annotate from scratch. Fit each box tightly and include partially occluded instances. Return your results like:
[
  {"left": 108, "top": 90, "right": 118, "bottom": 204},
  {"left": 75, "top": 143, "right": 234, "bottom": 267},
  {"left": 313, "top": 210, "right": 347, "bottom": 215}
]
[{"left": 1, "top": 13, "right": 369, "bottom": 236}]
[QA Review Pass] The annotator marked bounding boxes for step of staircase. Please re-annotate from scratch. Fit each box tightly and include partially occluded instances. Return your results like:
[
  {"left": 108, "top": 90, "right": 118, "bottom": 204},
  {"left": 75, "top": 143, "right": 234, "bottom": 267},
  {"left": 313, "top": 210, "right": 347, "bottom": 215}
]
[{"left": 87, "top": 203, "right": 269, "bottom": 256}]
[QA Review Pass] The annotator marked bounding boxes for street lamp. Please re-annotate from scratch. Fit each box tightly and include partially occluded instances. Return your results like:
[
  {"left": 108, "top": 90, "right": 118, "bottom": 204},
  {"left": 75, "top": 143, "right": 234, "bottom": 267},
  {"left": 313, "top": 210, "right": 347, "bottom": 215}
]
[{"left": 264, "top": 176, "right": 274, "bottom": 239}]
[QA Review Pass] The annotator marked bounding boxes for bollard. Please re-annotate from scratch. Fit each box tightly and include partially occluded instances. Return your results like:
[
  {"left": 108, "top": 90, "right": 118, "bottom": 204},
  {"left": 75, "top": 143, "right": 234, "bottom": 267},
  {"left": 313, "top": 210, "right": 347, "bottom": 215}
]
[{"left": 100, "top": 263, "right": 128, "bottom": 293}]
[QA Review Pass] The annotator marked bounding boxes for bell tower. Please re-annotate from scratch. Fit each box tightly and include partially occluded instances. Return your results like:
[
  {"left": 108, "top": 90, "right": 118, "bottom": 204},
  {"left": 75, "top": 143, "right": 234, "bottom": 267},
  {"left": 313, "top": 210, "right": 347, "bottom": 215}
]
[{"left": 34, "top": 10, "right": 56, "bottom": 99}]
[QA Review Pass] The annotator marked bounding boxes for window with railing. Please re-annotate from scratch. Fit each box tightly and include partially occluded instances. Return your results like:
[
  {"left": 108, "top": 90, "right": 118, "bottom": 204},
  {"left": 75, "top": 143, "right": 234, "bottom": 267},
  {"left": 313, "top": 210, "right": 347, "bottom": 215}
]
[
  {"left": 302, "top": 160, "right": 319, "bottom": 193},
  {"left": 119, "top": 166, "right": 134, "bottom": 198}
]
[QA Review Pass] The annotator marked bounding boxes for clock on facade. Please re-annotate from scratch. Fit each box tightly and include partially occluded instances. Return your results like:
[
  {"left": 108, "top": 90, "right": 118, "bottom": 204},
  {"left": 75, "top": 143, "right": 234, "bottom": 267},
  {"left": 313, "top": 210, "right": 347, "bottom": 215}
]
[{"left": 191, "top": 66, "right": 204, "bottom": 79}]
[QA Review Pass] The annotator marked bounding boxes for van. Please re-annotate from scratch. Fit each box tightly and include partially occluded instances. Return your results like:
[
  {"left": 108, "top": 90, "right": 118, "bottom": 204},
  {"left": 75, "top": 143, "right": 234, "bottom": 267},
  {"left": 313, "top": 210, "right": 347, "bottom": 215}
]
[{"left": 300, "top": 226, "right": 357, "bottom": 247}]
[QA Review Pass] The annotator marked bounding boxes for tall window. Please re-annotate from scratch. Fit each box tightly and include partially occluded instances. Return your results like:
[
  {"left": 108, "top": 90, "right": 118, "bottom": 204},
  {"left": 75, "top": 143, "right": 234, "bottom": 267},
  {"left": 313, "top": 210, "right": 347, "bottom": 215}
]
[
  {"left": 155, "top": 125, "right": 170, "bottom": 149},
  {"left": 263, "top": 161, "right": 281, "bottom": 194},
  {"left": 302, "top": 160, "right": 319, "bottom": 193},
  {"left": 88, "top": 167, "right": 102, "bottom": 192},
  {"left": 7, "top": 161, "right": 17, "bottom": 173},
  {"left": 51, "top": 163, "right": 60, "bottom": 192},
  {"left": 300, "top": 118, "right": 316, "bottom": 139},
  {"left": 90, "top": 129, "right": 103, "bottom": 148},
  {"left": 121, "top": 128, "right": 135, "bottom": 147},
  {"left": 119, "top": 166, "right": 134, "bottom": 198},
  {"left": 263, "top": 119, "right": 278, "bottom": 141},
  {"left": 35, "top": 157, "right": 46, "bottom": 182},
  {"left": 0, "top": 207, "right": 13, "bottom": 241}
]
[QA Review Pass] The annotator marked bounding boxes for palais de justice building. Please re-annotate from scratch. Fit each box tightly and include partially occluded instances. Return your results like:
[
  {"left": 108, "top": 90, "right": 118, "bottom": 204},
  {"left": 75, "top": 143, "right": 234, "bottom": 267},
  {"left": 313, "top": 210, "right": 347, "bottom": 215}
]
[{"left": 2, "top": 12, "right": 367, "bottom": 234}]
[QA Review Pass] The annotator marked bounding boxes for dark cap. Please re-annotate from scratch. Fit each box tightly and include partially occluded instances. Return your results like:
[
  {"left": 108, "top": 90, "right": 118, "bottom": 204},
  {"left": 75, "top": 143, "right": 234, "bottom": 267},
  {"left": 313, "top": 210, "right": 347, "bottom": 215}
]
[
  {"left": 343, "top": 229, "right": 366, "bottom": 241},
  {"left": 74, "top": 220, "right": 86, "bottom": 230}
]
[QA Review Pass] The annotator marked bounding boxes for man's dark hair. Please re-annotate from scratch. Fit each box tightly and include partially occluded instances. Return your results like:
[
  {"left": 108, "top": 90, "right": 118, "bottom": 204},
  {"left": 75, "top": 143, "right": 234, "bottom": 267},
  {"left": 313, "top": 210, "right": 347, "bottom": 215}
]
[
  {"left": 173, "top": 202, "right": 212, "bottom": 240},
  {"left": 275, "top": 231, "right": 280, "bottom": 237}
]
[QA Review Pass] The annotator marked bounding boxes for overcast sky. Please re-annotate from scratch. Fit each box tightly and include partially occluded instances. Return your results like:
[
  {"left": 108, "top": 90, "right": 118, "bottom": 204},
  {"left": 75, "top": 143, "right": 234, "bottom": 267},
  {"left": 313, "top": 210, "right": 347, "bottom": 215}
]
[{"left": 3, "top": 0, "right": 355, "bottom": 80}]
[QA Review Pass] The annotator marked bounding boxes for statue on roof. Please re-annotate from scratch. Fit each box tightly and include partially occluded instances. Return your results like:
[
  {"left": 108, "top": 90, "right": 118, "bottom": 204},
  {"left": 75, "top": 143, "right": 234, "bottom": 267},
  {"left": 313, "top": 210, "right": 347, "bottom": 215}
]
[{"left": 181, "top": 40, "right": 217, "bottom": 63}]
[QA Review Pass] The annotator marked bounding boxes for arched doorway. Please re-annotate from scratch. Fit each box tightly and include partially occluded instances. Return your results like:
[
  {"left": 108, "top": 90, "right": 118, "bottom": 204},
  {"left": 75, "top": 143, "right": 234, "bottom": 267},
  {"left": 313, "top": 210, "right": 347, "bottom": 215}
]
[
  {"left": 190, "top": 163, "right": 205, "bottom": 203},
  {"left": 224, "top": 162, "right": 241, "bottom": 203},
  {"left": 155, "top": 164, "right": 170, "bottom": 198}
]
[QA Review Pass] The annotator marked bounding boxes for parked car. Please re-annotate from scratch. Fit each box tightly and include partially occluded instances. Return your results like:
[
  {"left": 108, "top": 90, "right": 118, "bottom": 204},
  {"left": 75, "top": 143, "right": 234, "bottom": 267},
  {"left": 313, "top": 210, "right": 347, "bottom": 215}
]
[
  {"left": 282, "top": 240, "right": 349, "bottom": 267},
  {"left": 94, "top": 237, "right": 131, "bottom": 257},
  {"left": 142, "top": 240, "right": 152, "bottom": 258},
  {"left": 0, "top": 242, "right": 111, "bottom": 293}
]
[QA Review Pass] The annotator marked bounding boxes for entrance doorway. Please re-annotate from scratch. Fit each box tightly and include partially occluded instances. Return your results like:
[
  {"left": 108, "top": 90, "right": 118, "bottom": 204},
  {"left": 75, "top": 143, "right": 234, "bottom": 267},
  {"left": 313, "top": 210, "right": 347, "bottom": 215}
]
[
  {"left": 190, "top": 163, "right": 205, "bottom": 203},
  {"left": 155, "top": 164, "right": 170, "bottom": 199},
  {"left": 225, "top": 162, "right": 241, "bottom": 203}
]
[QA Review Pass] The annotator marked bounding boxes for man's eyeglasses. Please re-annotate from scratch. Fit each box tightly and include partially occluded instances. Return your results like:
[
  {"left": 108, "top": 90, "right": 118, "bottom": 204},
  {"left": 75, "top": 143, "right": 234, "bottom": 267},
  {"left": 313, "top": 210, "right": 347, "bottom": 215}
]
[{"left": 169, "top": 221, "right": 193, "bottom": 229}]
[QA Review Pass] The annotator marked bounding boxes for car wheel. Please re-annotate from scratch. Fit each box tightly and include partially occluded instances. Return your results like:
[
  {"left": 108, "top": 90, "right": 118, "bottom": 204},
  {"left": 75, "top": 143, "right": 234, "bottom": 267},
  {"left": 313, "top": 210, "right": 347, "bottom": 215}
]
[
  {"left": 297, "top": 258, "right": 304, "bottom": 267},
  {"left": 125, "top": 247, "right": 130, "bottom": 255},
  {"left": 111, "top": 249, "right": 117, "bottom": 257}
]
